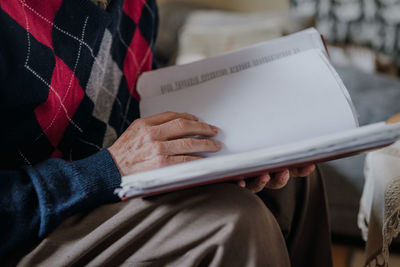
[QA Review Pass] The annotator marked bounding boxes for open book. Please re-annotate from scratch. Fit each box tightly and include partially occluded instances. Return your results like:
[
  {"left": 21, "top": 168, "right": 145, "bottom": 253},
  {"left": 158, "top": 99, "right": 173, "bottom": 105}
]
[{"left": 116, "top": 28, "right": 400, "bottom": 199}]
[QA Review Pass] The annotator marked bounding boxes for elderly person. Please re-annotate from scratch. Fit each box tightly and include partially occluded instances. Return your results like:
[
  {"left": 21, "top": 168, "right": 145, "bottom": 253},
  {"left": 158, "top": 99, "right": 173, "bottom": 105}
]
[{"left": 0, "top": 0, "right": 332, "bottom": 266}]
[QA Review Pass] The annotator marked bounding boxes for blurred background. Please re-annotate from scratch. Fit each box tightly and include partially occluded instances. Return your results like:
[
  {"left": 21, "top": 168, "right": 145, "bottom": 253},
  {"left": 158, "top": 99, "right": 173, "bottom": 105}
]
[
  {"left": 153, "top": 1, "right": 400, "bottom": 266},
  {"left": 156, "top": 0, "right": 400, "bottom": 76}
]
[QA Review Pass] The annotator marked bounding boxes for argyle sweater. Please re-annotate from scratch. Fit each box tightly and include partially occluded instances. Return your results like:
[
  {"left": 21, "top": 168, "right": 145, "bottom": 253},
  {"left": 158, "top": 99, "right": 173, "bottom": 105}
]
[{"left": 0, "top": 0, "right": 158, "bottom": 257}]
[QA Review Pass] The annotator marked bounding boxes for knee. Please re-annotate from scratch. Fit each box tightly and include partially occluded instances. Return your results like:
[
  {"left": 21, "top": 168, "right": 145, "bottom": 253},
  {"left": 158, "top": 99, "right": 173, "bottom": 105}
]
[
  {"left": 201, "top": 183, "right": 270, "bottom": 218},
  {"left": 183, "top": 184, "right": 289, "bottom": 266},
  {"left": 188, "top": 183, "right": 280, "bottom": 235},
  {"left": 151, "top": 182, "right": 283, "bottom": 241}
]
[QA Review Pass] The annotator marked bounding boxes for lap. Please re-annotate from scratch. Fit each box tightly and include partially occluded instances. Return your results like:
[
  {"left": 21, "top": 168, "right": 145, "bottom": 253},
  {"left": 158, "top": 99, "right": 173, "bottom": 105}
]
[
  {"left": 10, "top": 170, "right": 331, "bottom": 267},
  {"left": 13, "top": 183, "right": 286, "bottom": 267}
]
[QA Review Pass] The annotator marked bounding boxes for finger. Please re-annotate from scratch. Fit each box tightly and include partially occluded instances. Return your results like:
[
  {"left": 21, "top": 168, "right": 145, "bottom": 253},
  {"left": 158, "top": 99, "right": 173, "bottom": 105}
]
[
  {"left": 140, "top": 139, "right": 221, "bottom": 161},
  {"left": 387, "top": 113, "right": 400, "bottom": 124},
  {"left": 266, "top": 169, "right": 290, "bottom": 189},
  {"left": 156, "top": 118, "right": 218, "bottom": 140},
  {"left": 125, "top": 138, "right": 222, "bottom": 164},
  {"left": 297, "top": 164, "right": 315, "bottom": 177},
  {"left": 237, "top": 179, "right": 246, "bottom": 188},
  {"left": 290, "top": 168, "right": 300, "bottom": 177},
  {"left": 157, "top": 155, "right": 203, "bottom": 167},
  {"left": 131, "top": 155, "right": 203, "bottom": 174},
  {"left": 245, "top": 173, "right": 271, "bottom": 193},
  {"left": 274, "top": 169, "right": 290, "bottom": 181},
  {"left": 144, "top": 111, "right": 198, "bottom": 126},
  {"left": 159, "top": 138, "right": 222, "bottom": 155},
  {"left": 290, "top": 165, "right": 315, "bottom": 177}
]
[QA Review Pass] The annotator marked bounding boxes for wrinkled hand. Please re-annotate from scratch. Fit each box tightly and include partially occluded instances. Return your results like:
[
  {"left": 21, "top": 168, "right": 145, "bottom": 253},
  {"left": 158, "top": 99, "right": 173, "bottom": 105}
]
[
  {"left": 108, "top": 112, "right": 221, "bottom": 177},
  {"left": 108, "top": 111, "right": 315, "bottom": 192},
  {"left": 237, "top": 165, "right": 316, "bottom": 193}
]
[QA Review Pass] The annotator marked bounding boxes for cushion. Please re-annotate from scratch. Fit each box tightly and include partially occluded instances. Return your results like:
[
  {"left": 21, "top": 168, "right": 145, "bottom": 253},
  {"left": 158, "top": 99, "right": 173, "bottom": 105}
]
[{"left": 291, "top": 0, "right": 400, "bottom": 69}]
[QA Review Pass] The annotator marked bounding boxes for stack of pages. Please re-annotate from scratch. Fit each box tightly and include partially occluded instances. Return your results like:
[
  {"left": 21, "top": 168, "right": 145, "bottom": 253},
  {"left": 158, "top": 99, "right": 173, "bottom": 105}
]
[{"left": 116, "top": 28, "right": 400, "bottom": 199}]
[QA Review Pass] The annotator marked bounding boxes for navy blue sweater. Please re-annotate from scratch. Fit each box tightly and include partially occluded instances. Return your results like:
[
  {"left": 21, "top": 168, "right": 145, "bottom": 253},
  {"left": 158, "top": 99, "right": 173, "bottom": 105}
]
[{"left": 0, "top": 0, "right": 158, "bottom": 257}]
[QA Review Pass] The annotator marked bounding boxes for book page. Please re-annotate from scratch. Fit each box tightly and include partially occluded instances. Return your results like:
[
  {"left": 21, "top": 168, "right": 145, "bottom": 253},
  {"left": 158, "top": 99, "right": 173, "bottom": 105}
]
[
  {"left": 138, "top": 28, "right": 325, "bottom": 98},
  {"left": 139, "top": 49, "right": 358, "bottom": 156}
]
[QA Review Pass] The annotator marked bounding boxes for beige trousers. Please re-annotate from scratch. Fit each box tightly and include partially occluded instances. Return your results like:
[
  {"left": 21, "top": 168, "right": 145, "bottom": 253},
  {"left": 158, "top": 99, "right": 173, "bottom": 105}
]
[{"left": 10, "top": 169, "right": 332, "bottom": 267}]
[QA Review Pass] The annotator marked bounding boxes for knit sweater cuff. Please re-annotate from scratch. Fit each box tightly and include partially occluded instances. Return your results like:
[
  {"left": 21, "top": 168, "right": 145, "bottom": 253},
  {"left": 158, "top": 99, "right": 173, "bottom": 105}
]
[
  {"left": 73, "top": 149, "right": 121, "bottom": 204},
  {"left": 24, "top": 149, "right": 121, "bottom": 237}
]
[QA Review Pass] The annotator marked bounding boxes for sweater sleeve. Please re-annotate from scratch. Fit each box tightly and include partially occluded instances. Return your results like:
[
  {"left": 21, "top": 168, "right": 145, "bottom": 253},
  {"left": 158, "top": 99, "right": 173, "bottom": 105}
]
[{"left": 0, "top": 149, "right": 121, "bottom": 257}]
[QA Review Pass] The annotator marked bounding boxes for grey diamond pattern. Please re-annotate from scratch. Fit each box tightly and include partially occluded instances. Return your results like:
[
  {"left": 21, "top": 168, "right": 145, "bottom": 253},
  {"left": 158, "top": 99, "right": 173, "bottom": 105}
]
[{"left": 291, "top": 0, "right": 400, "bottom": 66}]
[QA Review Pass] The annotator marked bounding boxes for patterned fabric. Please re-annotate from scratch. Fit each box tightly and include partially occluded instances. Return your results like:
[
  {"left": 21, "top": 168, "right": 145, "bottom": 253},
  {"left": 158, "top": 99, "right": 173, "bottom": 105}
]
[
  {"left": 0, "top": 0, "right": 158, "bottom": 169},
  {"left": 359, "top": 142, "right": 400, "bottom": 267},
  {"left": 291, "top": 0, "right": 400, "bottom": 68}
]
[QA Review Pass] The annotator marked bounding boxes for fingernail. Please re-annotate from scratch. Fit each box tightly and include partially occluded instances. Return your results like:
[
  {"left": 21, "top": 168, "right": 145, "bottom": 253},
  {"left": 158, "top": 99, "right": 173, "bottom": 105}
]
[
  {"left": 211, "top": 125, "right": 219, "bottom": 134},
  {"left": 214, "top": 140, "right": 222, "bottom": 149},
  {"left": 238, "top": 180, "right": 246, "bottom": 188}
]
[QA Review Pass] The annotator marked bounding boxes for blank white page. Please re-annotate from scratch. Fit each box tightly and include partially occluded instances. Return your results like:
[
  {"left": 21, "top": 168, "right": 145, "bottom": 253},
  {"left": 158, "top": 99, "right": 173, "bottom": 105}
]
[{"left": 139, "top": 49, "right": 358, "bottom": 155}]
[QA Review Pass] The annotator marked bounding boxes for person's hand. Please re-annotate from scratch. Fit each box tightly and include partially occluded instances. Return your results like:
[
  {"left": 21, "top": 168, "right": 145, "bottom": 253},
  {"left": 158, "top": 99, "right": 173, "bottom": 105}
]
[
  {"left": 387, "top": 113, "right": 400, "bottom": 124},
  {"left": 236, "top": 165, "right": 316, "bottom": 193},
  {"left": 108, "top": 112, "right": 222, "bottom": 177}
]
